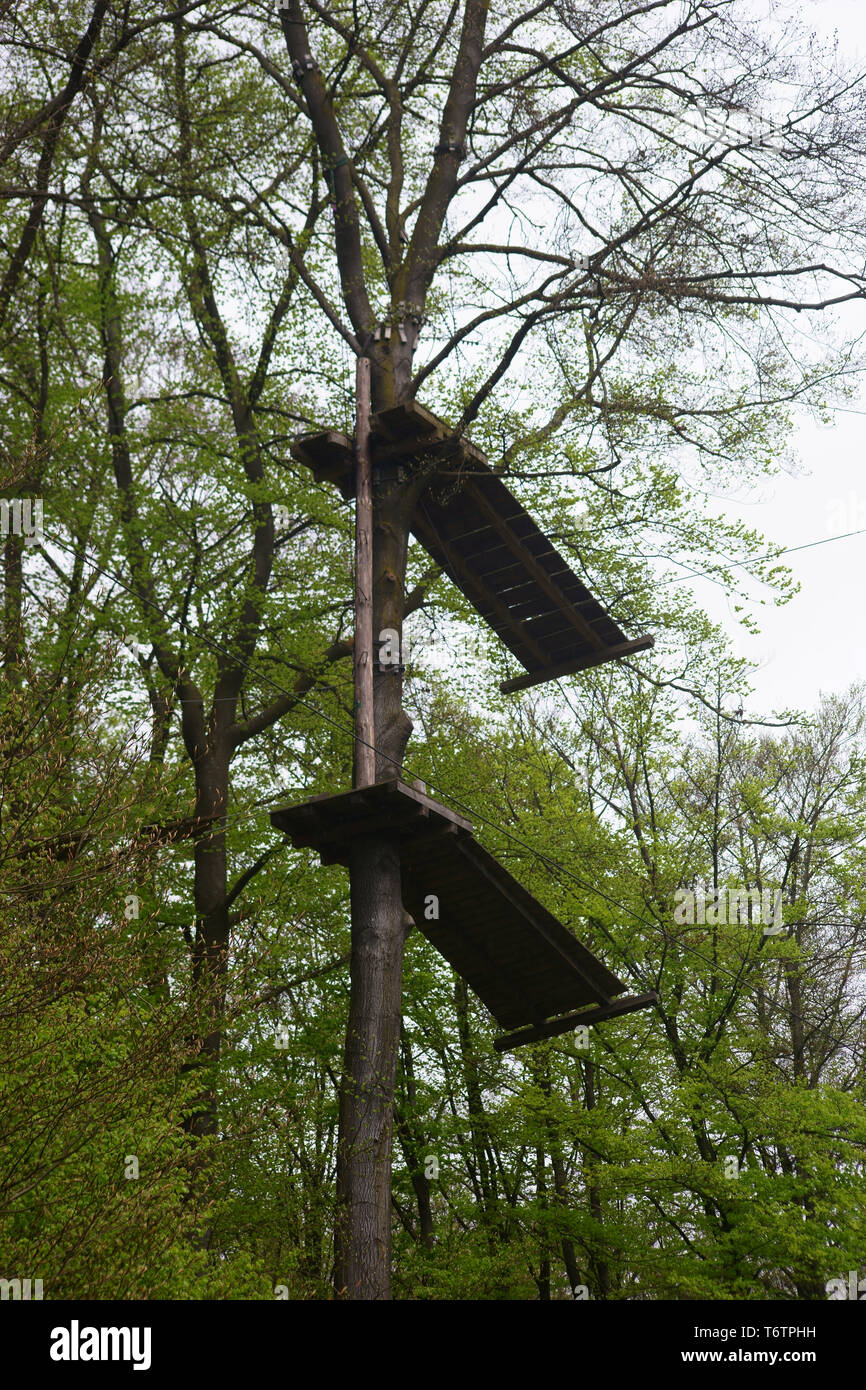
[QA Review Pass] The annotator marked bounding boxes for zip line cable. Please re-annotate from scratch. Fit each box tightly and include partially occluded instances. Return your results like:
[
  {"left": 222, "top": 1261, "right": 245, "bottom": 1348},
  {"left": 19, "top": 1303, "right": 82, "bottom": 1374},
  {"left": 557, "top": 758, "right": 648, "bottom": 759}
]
[
  {"left": 654, "top": 525, "right": 866, "bottom": 589},
  {"left": 25, "top": 529, "right": 862, "bottom": 1033},
  {"left": 579, "top": 524, "right": 866, "bottom": 638}
]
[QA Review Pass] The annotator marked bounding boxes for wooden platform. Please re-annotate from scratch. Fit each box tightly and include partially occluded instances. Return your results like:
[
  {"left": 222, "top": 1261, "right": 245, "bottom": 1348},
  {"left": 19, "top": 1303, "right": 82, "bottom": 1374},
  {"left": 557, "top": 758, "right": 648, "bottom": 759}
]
[
  {"left": 291, "top": 401, "right": 653, "bottom": 692},
  {"left": 290, "top": 401, "right": 487, "bottom": 500},
  {"left": 271, "top": 780, "right": 643, "bottom": 1035}
]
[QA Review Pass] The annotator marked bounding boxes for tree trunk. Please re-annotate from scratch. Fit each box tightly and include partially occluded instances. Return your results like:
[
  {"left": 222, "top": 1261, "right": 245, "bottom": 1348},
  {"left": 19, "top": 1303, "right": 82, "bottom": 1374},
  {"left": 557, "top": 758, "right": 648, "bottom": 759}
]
[
  {"left": 335, "top": 465, "right": 420, "bottom": 1299},
  {"left": 454, "top": 974, "right": 498, "bottom": 1227},
  {"left": 335, "top": 833, "right": 405, "bottom": 1297},
  {"left": 535, "top": 1146, "right": 551, "bottom": 1300},
  {"left": 536, "top": 1053, "right": 583, "bottom": 1298},
  {"left": 396, "top": 1023, "right": 436, "bottom": 1254},
  {"left": 3, "top": 532, "right": 23, "bottom": 674},
  {"left": 582, "top": 1059, "right": 611, "bottom": 1299},
  {"left": 185, "top": 744, "right": 230, "bottom": 1140}
]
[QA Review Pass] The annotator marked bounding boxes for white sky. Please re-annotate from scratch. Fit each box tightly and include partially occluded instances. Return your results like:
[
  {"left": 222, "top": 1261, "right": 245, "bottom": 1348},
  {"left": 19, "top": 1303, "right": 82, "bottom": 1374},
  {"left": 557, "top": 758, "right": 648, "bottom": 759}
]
[{"left": 694, "top": 0, "right": 866, "bottom": 716}]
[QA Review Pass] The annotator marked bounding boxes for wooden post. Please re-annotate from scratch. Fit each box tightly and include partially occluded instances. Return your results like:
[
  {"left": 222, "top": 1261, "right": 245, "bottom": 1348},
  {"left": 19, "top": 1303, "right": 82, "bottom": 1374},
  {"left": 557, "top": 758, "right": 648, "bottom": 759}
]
[
  {"left": 336, "top": 355, "right": 408, "bottom": 1299},
  {"left": 354, "top": 356, "right": 374, "bottom": 787}
]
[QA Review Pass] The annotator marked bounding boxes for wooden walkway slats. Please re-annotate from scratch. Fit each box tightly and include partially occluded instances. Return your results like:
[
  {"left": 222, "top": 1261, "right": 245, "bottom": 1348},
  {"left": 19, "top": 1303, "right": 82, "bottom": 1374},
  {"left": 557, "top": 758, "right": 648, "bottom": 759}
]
[
  {"left": 271, "top": 780, "right": 631, "bottom": 1034},
  {"left": 290, "top": 401, "right": 653, "bottom": 692},
  {"left": 402, "top": 831, "right": 624, "bottom": 1028}
]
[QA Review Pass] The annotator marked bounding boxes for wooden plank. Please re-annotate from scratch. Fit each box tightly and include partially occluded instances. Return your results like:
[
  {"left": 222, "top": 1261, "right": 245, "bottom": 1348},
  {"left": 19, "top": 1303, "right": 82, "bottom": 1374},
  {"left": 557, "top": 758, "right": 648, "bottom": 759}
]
[
  {"left": 290, "top": 431, "right": 355, "bottom": 496},
  {"left": 494, "top": 992, "right": 659, "bottom": 1051},
  {"left": 542, "top": 621, "right": 628, "bottom": 659},
  {"left": 414, "top": 482, "right": 651, "bottom": 683},
  {"left": 482, "top": 565, "right": 575, "bottom": 601},
  {"left": 271, "top": 778, "right": 472, "bottom": 837},
  {"left": 318, "top": 820, "right": 461, "bottom": 867},
  {"left": 373, "top": 400, "right": 446, "bottom": 442},
  {"left": 454, "top": 437, "right": 489, "bottom": 468},
  {"left": 439, "top": 494, "right": 571, "bottom": 581},
  {"left": 291, "top": 429, "right": 354, "bottom": 463},
  {"left": 409, "top": 917, "right": 520, "bottom": 1009},
  {"left": 440, "top": 483, "right": 526, "bottom": 522},
  {"left": 436, "top": 510, "right": 528, "bottom": 554},
  {"left": 464, "top": 479, "right": 606, "bottom": 653},
  {"left": 372, "top": 438, "right": 453, "bottom": 470},
  {"left": 520, "top": 610, "right": 612, "bottom": 645},
  {"left": 500, "top": 635, "right": 655, "bottom": 692},
  {"left": 456, "top": 843, "right": 617, "bottom": 1004},
  {"left": 399, "top": 828, "right": 625, "bottom": 1026},
  {"left": 444, "top": 534, "right": 527, "bottom": 574},
  {"left": 443, "top": 499, "right": 530, "bottom": 543},
  {"left": 412, "top": 510, "right": 550, "bottom": 669},
  {"left": 400, "top": 831, "right": 624, "bottom": 1028},
  {"left": 497, "top": 581, "right": 551, "bottom": 612},
  {"left": 483, "top": 544, "right": 578, "bottom": 583}
]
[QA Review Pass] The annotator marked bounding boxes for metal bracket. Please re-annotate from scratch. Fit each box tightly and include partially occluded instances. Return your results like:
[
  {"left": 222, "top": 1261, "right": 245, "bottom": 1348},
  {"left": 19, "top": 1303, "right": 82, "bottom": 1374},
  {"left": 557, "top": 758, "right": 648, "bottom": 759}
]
[
  {"left": 291, "top": 55, "right": 318, "bottom": 81},
  {"left": 435, "top": 141, "right": 466, "bottom": 159}
]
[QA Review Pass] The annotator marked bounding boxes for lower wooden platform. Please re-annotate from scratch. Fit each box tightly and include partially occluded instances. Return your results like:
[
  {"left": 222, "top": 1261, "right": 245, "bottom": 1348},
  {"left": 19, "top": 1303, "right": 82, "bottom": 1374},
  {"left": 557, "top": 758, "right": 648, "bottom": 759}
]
[{"left": 271, "top": 780, "right": 654, "bottom": 1039}]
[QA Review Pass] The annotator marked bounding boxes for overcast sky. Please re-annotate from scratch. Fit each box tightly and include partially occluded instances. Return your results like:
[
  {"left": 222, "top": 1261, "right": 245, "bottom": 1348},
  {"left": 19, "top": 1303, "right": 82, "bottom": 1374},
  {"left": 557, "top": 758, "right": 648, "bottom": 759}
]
[{"left": 691, "top": 0, "right": 866, "bottom": 717}]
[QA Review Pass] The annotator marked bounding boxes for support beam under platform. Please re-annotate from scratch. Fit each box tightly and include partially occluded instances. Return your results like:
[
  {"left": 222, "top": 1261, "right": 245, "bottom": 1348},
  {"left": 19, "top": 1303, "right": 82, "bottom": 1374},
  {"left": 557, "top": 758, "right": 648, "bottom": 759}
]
[
  {"left": 270, "top": 779, "right": 632, "bottom": 1033},
  {"left": 498, "top": 637, "right": 655, "bottom": 693},
  {"left": 493, "top": 990, "right": 659, "bottom": 1052}
]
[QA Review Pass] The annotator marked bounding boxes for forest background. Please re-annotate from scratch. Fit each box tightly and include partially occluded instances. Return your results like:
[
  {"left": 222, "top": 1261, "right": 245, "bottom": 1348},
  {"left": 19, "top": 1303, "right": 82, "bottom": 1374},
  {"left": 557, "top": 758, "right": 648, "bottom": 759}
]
[{"left": 2, "top": 0, "right": 866, "bottom": 1301}]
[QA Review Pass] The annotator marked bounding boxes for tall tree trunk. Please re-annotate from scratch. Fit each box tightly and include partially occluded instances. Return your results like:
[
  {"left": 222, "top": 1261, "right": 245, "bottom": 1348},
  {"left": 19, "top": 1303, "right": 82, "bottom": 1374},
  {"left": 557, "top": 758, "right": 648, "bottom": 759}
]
[
  {"left": 535, "top": 1146, "right": 551, "bottom": 1300},
  {"left": 454, "top": 974, "right": 498, "bottom": 1227},
  {"left": 335, "top": 468, "right": 419, "bottom": 1299},
  {"left": 3, "top": 532, "right": 23, "bottom": 675},
  {"left": 396, "top": 1023, "right": 436, "bottom": 1254},
  {"left": 536, "top": 1054, "right": 583, "bottom": 1298},
  {"left": 279, "top": 0, "right": 490, "bottom": 1302},
  {"left": 185, "top": 743, "right": 230, "bottom": 1139},
  {"left": 335, "top": 833, "right": 405, "bottom": 1298},
  {"left": 582, "top": 1059, "right": 611, "bottom": 1299}
]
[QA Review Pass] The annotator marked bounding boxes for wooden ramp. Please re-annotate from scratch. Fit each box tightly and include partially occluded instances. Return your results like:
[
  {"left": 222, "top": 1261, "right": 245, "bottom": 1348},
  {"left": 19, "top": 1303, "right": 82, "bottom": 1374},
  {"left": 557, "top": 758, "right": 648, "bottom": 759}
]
[
  {"left": 271, "top": 780, "right": 655, "bottom": 1045},
  {"left": 291, "top": 402, "right": 653, "bottom": 693}
]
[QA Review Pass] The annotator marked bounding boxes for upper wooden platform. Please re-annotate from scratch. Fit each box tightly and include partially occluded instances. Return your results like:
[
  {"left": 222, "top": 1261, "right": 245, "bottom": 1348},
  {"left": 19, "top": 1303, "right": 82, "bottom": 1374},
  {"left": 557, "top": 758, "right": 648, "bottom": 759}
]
[
  {"left": 290, "top": 402, "right": 653, "bottom": 693},
  {"left": 271, "top": 779, "right": 631, "bottom": 1034}
]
